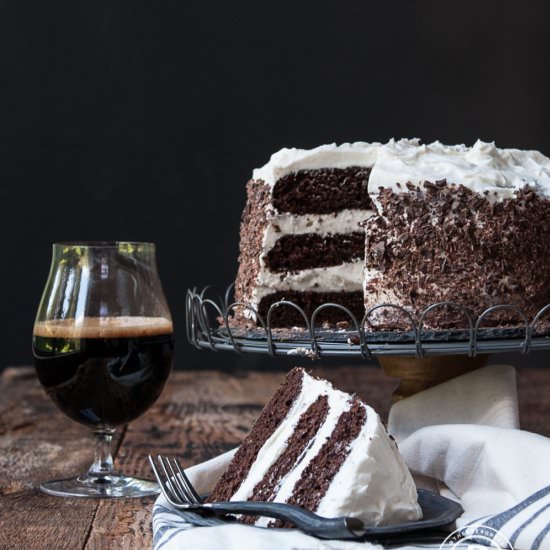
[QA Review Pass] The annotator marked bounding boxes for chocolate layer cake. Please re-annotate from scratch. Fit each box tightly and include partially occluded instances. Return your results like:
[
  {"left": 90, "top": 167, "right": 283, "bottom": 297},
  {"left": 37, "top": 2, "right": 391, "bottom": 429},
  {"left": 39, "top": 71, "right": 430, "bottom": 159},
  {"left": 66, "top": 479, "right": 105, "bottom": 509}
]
[
  {"left": 235, "top": 139, "right": 550, "bottom": 329},
  {"left": 364, "top": 140, "right": 550, "bottom": 329},
  {"left": 208, "top": 367, "right": 422, "bottom": 527}
]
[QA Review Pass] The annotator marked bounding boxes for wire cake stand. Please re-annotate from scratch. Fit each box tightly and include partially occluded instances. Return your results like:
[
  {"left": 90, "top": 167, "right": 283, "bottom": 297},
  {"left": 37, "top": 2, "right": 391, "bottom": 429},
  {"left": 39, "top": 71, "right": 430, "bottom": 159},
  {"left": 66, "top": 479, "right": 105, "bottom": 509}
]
[{"left": 186, "top": 285, "right": 550, "bottom": 398}]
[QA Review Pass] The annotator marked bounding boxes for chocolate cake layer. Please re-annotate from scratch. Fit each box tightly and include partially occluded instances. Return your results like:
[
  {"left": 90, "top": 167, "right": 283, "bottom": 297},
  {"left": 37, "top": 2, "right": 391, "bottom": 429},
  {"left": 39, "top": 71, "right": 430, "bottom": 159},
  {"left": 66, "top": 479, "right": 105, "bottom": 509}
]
[
  {"left": 273, "top": 397, "right": 366, "bottom": 527},
  {"left": 241, "top": 394, "right": 329, "bottom": 525},
  {"left": 264, "top": 232, "right": 364, "bottom": 272},
  {"left": 258, "top": 290, "right": 365, "bottom": 326},
  {"left": 234, "top": 180, "right": 271, "bottom": 306},
  {"left": 207, "top": 368, "right": 303, "bottom": 502},
  {"left": 365, "top": 182, "right": 550, "bottom": 329},
  {"left": 272, "top": 167, "right": 371, "bottom": 214}
]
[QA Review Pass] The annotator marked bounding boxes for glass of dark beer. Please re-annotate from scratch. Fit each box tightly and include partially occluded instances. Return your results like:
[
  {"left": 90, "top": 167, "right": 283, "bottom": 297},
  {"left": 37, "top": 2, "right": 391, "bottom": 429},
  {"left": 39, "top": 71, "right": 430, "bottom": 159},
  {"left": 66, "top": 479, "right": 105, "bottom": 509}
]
[{"left": 32, "top": 242, "right": 174, "bottom": 498}]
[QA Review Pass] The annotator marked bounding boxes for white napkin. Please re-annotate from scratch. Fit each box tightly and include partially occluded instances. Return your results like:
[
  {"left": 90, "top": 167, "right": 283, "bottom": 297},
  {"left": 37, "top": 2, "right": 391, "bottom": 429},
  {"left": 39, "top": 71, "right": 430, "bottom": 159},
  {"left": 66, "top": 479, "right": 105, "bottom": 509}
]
[
  {"left": 390, "top": 364, "right": 550, "bottom": 549},
  {"left": 153, "top": 364, "right": 550, "bottom": 550}
]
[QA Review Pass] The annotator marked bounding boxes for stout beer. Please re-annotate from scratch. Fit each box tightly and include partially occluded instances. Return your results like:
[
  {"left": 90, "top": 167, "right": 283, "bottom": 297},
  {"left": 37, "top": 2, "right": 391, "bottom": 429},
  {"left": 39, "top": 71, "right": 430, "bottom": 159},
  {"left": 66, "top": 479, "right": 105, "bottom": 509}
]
[{"left": 33, "top": 316, "right": 174, "bottom": 428}]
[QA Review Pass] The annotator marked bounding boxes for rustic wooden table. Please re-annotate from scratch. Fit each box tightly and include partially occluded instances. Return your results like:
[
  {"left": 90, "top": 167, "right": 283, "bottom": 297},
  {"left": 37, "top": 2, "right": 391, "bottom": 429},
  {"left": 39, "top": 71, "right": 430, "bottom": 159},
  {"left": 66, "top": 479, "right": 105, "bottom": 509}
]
[{"left": 1, "top": 364, "right": 549, "bottom": 549}]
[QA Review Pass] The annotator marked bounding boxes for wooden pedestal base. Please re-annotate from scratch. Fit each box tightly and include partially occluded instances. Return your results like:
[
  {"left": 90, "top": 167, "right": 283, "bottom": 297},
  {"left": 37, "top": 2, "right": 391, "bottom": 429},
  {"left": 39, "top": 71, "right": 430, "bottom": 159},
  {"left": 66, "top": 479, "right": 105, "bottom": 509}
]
[{"left": 378, "top": 354, "right": 490, "bottom": 401}]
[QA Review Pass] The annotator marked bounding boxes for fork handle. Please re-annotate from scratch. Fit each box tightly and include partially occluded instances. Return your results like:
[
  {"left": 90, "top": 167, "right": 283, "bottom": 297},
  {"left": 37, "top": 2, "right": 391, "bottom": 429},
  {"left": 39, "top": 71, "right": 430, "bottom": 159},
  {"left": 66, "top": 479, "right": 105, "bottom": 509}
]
[{"left": 201, "top": 501, "right": 364, "bottom": 540}]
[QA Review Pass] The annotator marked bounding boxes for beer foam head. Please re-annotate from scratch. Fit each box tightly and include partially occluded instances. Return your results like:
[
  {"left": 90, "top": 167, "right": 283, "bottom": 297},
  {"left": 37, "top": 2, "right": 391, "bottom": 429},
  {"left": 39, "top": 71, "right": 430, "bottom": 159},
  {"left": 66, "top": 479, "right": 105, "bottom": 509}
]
[{"left": 33, "top": 316, "right": 173, "bottom": 339}]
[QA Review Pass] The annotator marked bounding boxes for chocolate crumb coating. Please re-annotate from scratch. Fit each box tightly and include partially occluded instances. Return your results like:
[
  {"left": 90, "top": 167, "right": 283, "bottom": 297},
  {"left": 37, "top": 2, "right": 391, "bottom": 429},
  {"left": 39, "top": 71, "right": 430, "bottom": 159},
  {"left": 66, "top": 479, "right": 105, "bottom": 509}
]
[
  {"left": 234, "top": 179, "right": 271, "bottom": 306},
  {"left": 364, "top": 181, "right": 550, "bottom": 329}
]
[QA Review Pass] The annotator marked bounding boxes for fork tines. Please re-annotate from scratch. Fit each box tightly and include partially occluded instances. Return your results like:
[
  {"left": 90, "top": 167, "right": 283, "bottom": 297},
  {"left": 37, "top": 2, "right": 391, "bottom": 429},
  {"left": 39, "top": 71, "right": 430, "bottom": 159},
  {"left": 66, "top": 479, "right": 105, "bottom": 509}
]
[{"left": 148, "top": 454, "right": 202, "bottom": 506}]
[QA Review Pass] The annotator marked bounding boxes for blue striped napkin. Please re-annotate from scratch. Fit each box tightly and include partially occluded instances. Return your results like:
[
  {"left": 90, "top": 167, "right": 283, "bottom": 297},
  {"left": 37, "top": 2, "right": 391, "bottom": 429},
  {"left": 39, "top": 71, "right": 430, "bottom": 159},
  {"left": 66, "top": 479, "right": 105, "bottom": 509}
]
[{"left": 452, "top": 486, "right": 550, "bottom": 549}]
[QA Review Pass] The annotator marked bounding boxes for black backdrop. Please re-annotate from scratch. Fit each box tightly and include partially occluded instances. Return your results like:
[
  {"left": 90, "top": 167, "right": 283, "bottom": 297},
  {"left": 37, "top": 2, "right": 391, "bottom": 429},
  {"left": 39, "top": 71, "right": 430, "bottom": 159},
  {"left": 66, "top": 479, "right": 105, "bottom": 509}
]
[{"left": 2, "top": 1, "right": 550, "bottom": 370}]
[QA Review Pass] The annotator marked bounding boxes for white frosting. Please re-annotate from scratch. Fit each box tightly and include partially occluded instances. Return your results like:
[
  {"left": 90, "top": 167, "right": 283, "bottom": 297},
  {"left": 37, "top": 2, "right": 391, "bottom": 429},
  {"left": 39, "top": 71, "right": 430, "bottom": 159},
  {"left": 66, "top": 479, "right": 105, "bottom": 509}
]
[
  {"left": 316, "top": 406, "right": 421, "bottom": 525},
  {"left": 252, "top": 142, "right": 382, "bottom": 188},
  {"left": 230, "top": 369, "right": 421, "bottom": 527},
  {"left": 251, "top": 261, "right": 364, "bottom": 306},
  {"left": 369, "top": 139, "right": 550, "bottom": 203}
]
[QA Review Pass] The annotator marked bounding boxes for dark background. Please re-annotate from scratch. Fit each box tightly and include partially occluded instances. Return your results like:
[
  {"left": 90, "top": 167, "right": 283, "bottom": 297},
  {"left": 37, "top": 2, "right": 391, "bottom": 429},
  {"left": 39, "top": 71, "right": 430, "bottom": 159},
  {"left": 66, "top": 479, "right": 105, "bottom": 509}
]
[{"left": 1, "top": 1, "right": 550, "bottom": 371}]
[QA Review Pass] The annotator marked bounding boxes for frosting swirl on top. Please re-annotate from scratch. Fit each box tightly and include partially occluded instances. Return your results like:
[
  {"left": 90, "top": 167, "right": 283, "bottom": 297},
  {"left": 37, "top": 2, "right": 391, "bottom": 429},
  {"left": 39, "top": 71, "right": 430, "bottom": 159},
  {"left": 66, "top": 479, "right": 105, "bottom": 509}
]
[{"left": 369, "top": 139, "right": 550, "bottom": 201}]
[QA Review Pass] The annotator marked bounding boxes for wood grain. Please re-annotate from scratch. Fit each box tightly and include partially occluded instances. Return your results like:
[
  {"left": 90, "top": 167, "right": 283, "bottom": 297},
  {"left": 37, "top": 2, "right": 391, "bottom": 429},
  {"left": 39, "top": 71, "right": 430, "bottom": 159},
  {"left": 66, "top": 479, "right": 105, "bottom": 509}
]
[
  {"left": 1, "top": 363, "right": 550, "bottom": 549},
  {"left": 0, "top": 368, "right": 99, "bottom": 549}
]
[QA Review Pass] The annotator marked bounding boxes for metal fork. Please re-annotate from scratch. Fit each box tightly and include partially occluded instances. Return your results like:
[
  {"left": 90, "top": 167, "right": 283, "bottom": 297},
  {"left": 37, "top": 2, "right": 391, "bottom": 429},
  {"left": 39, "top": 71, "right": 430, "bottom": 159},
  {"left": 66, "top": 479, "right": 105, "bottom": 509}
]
[{"left": 148, "top": 454, "right": 366, "bottom": 540}]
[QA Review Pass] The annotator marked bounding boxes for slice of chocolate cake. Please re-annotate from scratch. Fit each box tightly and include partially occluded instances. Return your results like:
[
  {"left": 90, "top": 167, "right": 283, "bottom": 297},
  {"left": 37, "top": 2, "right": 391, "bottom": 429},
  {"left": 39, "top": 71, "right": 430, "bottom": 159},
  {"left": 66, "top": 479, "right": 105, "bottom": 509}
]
[
  {"left": 208, "top": 367, "right": 422, "bottom": 527},
  {"left": 364, "top": 140, "right": 550, "bottom": 329}
]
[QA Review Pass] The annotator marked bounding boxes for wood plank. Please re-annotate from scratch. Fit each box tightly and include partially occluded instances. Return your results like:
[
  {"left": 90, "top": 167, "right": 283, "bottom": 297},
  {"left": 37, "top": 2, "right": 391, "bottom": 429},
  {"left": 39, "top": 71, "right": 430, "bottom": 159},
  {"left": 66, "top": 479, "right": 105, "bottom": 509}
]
[
  {"left": 0, "top": 491, "right": 97, "bottom": 550},
  {"left": 0, "top": 368, "right": 123, "bottom": 494},
  {"left": 84, "top": 497, "right": 154, "bottom": 550}
]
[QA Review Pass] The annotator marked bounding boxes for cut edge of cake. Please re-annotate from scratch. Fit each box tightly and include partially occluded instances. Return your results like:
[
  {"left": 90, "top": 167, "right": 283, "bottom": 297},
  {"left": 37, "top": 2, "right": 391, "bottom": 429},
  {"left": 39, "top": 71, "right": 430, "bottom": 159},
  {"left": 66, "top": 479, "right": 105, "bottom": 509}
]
[{"left": 234, "top": 141, "right": 405, "bottom": 326}]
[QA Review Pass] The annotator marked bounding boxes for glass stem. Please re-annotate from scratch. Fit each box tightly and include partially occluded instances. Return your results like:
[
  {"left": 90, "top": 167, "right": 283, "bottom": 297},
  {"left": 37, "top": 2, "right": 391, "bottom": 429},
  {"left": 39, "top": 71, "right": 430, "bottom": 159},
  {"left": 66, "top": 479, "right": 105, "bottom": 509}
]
[{"left": 88, "top": 428, "right": 116, "bottom": 479}]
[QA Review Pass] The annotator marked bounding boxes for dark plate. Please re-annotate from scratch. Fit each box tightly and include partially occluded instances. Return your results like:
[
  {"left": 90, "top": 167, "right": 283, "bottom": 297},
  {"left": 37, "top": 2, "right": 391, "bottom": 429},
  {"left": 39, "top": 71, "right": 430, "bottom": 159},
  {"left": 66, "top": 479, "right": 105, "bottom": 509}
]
[{"left": 187, "top": 489, "right": 462, "bottom": 542}]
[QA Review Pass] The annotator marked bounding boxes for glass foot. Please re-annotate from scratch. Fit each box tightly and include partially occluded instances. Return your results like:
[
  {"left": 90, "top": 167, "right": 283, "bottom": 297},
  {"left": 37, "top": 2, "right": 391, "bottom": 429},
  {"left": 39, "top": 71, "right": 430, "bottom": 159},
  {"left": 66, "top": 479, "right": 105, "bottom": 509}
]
[{"left": 40, "top": 474, "right": 159, "bottom": 498}]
